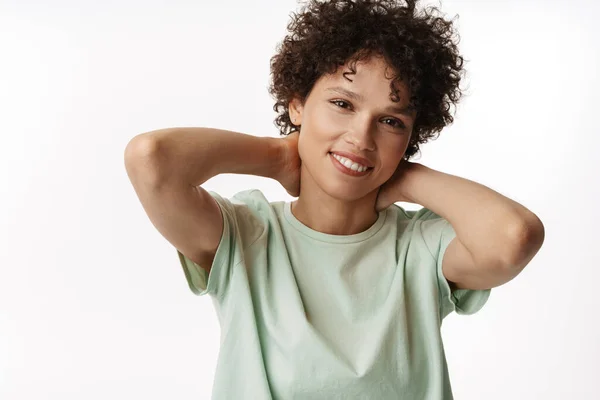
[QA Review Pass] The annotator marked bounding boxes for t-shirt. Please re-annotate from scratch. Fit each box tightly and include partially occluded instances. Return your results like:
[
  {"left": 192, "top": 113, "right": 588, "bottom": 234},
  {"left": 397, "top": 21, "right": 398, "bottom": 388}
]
[{"left": 176, "top": 189, "right": 491, "bottom": 399}]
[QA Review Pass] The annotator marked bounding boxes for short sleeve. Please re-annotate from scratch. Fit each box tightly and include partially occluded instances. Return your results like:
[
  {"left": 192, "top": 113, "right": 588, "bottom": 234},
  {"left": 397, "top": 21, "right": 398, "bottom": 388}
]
[
  {"left": 176, "top": 190, "right": 265, "bottom": 298},
  {"left": 413, "top": 209, "right": 491, "bottom": 319}
]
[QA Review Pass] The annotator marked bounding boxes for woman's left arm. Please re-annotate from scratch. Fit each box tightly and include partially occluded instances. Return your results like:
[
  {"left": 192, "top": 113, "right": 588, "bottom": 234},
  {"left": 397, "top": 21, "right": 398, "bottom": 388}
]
[{"left": 377, "top": 161, "right": 545, "bottom": 289}]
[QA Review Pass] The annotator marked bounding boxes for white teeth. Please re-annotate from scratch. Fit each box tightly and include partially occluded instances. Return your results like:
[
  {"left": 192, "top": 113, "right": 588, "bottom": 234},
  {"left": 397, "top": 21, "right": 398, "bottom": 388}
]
[{"left": 332, "top": 153, "right": 368, "bottom": 172}]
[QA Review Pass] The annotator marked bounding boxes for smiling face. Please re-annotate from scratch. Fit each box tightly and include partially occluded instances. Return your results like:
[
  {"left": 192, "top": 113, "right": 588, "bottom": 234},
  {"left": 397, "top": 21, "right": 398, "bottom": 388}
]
[{"left": 288, "top": 54, "right": 417, "bottom": 203}]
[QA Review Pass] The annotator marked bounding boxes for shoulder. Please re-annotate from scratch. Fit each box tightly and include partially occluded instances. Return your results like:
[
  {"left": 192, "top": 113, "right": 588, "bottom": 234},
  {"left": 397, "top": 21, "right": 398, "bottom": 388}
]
[
  {"left": 208, "top": 189, "right": 272, "bottom": 244},
  {"left": 388, "top": 204, "right": 435, "bottom": 228}
]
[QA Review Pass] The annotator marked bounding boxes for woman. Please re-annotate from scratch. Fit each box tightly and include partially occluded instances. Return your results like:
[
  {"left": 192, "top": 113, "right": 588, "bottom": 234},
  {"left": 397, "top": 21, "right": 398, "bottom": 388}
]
[{"left": 124, "top": 0, "right": 545, "bottom": 398}]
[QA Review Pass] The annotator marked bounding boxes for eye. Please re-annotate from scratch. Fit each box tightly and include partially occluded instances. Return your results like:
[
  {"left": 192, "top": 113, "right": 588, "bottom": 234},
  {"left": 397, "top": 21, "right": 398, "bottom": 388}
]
[
  {"left": 381, "top": 117, "right": 406, "bottom": 130},
  {"left": 329, "top": 100, "right": 406, "bottom": 130},
  {"left": 330, "top": 99, "right": 352, "bottom": 109}
]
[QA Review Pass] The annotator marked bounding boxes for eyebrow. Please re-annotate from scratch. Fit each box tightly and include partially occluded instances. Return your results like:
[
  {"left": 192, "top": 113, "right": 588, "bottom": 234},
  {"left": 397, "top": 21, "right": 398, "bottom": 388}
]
[{"left": 325, "top": 86, "right": 416, "bottom": 117}]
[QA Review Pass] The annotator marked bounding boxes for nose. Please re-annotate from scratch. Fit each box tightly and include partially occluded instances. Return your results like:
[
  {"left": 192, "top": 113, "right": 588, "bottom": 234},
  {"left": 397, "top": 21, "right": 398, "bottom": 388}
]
[{"left": 344, "top": 116, "right": 376, "bottom": 151}]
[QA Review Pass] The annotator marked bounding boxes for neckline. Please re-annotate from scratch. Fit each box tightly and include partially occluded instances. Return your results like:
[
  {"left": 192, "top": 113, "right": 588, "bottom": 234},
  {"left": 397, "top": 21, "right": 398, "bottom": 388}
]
[{"left": 283, "top": 201, "right": 387, "bottom": 243}]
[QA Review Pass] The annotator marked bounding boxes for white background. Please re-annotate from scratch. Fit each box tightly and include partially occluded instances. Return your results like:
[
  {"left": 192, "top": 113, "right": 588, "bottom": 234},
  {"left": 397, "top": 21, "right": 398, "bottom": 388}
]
[{"left": 1, "top": 0, "right": 599, "bottom": 398}]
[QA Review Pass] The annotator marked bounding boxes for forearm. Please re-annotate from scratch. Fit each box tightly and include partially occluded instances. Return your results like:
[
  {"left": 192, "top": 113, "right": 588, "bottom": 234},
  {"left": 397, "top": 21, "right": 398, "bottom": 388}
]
[
  {"left": 403, "top": 163, "right": 543, "bottom": 266},
  {"left": 132, "top": 127, "right": 283, "bottom": 187}
]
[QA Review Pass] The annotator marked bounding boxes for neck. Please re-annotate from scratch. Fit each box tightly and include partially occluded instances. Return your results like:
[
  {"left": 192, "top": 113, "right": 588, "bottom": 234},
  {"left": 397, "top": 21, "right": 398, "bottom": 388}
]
[{"left": 290, "top": 190, "right": 380, "bottom": 236}]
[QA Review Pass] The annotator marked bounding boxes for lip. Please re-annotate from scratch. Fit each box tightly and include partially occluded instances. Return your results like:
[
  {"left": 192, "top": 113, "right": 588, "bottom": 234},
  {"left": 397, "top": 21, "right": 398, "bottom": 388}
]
[
  {"left": 329, "top": 152, "right": 372, "bottom": 177},
  {"left": 329, "top": 151, "right": 374, "bottom": 168}
]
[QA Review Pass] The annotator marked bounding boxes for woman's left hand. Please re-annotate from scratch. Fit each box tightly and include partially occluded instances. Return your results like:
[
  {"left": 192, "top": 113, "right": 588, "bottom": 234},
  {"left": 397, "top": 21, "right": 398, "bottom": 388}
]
[{"left": 375, "top": 159, "right": 419, "bottom": 211}]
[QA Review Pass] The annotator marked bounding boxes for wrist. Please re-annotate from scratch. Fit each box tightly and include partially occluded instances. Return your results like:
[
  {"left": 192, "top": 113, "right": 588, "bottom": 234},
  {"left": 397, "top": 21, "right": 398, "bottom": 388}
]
[
  {"left": 267, "top": 136, "right": 287, "bottom": 181},
  {"left": 399, "top": 162, "right": 429, "bottom": 204}
]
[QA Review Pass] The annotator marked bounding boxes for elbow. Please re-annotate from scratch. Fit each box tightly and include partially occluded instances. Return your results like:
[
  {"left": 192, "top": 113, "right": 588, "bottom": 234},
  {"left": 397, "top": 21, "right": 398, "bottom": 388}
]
[
  {"left": 125, "top": 133, "right": 161, "bottom": 161},
  {"left": 124, "top": 135, "right": 165, "bottom": 186},
  {"left": 503, "top": 215, "right": 546, "bottom": 270}
]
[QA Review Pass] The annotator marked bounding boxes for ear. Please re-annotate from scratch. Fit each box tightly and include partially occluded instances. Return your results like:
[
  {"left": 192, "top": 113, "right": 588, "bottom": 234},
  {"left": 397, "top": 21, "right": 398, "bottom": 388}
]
[{"left": 288, "top": 96, "right": 304, "bottom": 126}]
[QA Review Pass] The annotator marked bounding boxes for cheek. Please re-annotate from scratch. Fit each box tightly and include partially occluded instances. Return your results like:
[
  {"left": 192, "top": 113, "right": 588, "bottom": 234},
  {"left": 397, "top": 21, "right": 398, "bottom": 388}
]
[
  {"left": 296, "top": 134, "right": 316, "bottom": 165},
  {"left": 298, "top": 126, "right": 328, "bottom": 159},
  {"left": 378, "top": 150, "right": 405, "bottom": 177},
  {"left": 308, "top": 108, "right": 342, "bottom": 136}
]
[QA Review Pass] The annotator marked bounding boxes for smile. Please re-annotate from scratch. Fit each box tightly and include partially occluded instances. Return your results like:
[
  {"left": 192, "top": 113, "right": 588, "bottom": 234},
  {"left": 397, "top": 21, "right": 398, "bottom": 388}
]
[{"left": 329, "top": 152, "right": 373, "bottom": 177}]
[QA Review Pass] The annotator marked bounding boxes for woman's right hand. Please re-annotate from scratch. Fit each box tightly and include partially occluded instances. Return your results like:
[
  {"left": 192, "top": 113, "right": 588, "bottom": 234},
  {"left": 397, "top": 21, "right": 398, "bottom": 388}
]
[{"left": 275, "top": 131, "right": 301, "bottom": 198}]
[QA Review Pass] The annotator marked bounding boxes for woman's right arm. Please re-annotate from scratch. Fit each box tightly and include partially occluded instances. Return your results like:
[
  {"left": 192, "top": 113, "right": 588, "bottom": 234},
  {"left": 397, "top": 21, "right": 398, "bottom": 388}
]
[{"left": 123, "top": 127, "right": 287, "bottom": 273}]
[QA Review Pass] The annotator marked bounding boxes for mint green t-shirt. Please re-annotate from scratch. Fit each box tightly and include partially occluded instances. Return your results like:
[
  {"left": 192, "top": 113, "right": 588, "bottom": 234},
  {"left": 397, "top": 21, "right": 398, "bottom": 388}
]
[{"left": 177, "top": 189, "right": 491, "bottom": 399}]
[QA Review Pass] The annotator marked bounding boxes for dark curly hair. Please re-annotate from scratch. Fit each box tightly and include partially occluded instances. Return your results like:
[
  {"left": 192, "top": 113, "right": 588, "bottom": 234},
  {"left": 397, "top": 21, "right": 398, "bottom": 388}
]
[{"left": 268, "top": 0, "right": 467, "bottom": 160}]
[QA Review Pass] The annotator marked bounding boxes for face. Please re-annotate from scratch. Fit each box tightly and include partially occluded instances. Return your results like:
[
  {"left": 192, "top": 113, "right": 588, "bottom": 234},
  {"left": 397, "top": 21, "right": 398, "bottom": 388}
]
[{"left": 288, "top": 54, "right": 416, "bottom": 203}]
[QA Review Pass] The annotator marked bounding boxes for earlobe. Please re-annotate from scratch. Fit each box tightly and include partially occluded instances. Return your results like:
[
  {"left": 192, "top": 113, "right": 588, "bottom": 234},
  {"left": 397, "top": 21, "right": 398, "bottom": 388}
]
[{"left": 289, "top": 97, "right": 303, "bottom": 125}]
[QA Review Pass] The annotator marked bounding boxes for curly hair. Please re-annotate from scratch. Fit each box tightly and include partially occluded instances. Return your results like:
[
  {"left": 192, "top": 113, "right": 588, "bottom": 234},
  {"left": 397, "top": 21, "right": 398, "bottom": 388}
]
[{"left": 268, "top": 0, "right": 467, "bottom": 160}]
